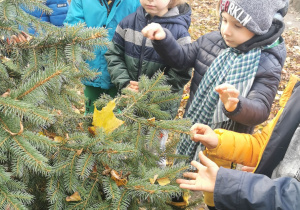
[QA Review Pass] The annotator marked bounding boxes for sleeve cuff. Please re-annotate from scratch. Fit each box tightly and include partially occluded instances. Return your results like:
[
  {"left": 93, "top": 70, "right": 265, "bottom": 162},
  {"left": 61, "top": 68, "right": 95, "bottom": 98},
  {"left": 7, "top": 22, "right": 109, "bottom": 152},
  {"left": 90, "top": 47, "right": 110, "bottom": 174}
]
[{"left": 222, "top": 97, "right": 242, "bottom": 117}]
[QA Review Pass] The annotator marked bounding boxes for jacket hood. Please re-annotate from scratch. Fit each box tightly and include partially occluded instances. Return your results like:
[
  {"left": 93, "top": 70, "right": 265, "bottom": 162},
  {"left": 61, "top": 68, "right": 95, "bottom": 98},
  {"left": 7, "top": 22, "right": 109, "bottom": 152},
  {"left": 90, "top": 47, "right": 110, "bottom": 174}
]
[{"left": 137, "top": 3, "right": 191, "bottom": 30}]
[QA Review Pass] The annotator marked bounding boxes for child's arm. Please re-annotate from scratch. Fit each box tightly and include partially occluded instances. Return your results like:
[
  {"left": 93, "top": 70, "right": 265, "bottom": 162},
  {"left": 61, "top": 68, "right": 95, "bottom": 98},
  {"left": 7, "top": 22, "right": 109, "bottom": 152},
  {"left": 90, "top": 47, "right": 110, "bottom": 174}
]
[
  {"left": 222, "top": 55, "right": 283, "bottom": 126},
  {"left": 63, "top": 0, "right": 84, "bottom": 25},
  {"left": 142, "top": 23, "right": 200, "bottom": 69},
  {"left": 162, "top": 26, "right": 192, "bottom": 95},
  {"left": 177, "top": 151, "right": 300, "bottom": 210},
  {"left": 190, "top": 115, "right": 278, "bottom": 166}
]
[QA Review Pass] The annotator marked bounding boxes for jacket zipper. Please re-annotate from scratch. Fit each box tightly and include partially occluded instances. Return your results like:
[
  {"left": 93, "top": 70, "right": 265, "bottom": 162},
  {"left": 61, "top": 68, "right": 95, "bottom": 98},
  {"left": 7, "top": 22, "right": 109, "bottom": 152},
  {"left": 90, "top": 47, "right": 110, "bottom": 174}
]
[
  {"left": 99, "top": 0, "right": 111, "bottom": 17},
  {"left": 137, "top": 19, "right": 151, "bottom": 79}
]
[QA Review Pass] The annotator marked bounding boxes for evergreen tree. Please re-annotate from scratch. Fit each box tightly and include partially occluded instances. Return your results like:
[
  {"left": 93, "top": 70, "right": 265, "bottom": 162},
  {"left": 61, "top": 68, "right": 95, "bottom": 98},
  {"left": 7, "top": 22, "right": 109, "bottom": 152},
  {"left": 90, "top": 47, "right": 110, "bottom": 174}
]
[{"left": 0, "top": 0, "right": 193, "bottom": 209}]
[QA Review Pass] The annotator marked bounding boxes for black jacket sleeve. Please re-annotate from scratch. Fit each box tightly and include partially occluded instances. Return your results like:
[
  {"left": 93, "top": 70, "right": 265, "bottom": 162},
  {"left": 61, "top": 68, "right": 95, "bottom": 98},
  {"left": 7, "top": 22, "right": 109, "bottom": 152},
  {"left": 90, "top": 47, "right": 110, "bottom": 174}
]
[{"left": 152, "top": 29, "right": 200, "bottom": 69}]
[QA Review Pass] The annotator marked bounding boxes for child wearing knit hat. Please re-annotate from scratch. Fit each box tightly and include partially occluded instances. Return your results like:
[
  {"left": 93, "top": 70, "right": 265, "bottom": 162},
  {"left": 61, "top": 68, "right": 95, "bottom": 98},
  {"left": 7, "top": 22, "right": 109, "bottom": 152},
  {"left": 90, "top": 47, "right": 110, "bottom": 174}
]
[{"left": 142, "top": 0, "right": 288, "bottom": 208}]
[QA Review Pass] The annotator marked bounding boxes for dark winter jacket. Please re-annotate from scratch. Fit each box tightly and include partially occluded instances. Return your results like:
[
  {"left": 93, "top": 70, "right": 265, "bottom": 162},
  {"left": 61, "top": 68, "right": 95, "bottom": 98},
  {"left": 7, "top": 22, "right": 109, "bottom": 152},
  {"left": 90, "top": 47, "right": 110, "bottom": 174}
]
[
  {"left": 64, "top": 0, "right": 141, "bottom": 89},
  {"left": 215, "top": 167, "right": 300, "bottom": 210},
  {"left": 105, "top": 4, "right": 192, "bottom": 118},
  {"left": 23, "top": 0, "right": 69, "bottom": 34},
  {"left": 152, "top": 19, "right": 286, "bottom": 133},
  {"left": 213, "top": 82, "right": 300, "bottom": 210}
]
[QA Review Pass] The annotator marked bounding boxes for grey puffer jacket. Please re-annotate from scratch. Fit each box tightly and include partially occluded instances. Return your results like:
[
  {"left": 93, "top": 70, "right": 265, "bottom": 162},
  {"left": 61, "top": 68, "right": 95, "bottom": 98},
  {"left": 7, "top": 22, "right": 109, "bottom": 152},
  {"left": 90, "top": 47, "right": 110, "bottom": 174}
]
[{"left": 152, "top": 19, "right": 286, "bottom": 133}]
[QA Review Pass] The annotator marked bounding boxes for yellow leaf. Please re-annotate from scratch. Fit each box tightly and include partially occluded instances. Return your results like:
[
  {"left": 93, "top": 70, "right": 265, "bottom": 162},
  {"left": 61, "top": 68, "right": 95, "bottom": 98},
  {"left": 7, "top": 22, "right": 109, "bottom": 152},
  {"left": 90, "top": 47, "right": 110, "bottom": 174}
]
[
  {"left": 147, "top": 117, "right": 155, "bottom": 123},
  {"left": 74, "top": 108, "right": 80, "bottom": 114},
  {"left": 92, "top": 99, "right": 124, "bottom": 133},
  {"left": 54, "top": 136, "right": 63, "bottom": 142},
  {"left": 110, "top": 170, "right": 128, "bottom": 186},
  {"left": 66, "top": 191, "right": 82, "bottom": 202},
  {"left": 182, "top": 95, "right": 189, "bottom": 100},
  {"left": 149, "top": 174, "right": 158, "bottom": 184},
  {"left": 157, "top": 177, "right": 170, "bottom": 186}
]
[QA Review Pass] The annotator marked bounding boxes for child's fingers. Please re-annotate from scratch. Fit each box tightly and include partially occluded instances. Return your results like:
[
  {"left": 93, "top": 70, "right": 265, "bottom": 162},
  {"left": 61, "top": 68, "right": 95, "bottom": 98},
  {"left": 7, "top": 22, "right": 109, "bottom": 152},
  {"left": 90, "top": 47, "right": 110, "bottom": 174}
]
[
  {"left": 142, "top": 23, "right": 165, "bottom": 40},
  {"left": 127, "top": 87, "right": 138, "bottom": 93},
  {"left": 226, "top": 88, "right": 240, "bottom": 97},
  {"left": 142, "top": 26, "right": 156, "bottom": 39},
  {"left": 179, "top": 183, "right": 199, "bottom": 190},
  {"left": 176, "top": 178, "right": 196, "bottom": 185},
  {"left": 228, "top": 98, "right": 239, "bottom": 103},
  {"left": 216, "top": 83, "right": 236, "bottom": 92},
  {"left": 190, "top": 160, "right": 207, "bottom": 171},
  {"left": 182, "top": 171, "right": 199, "bottom": 179},
  {"left": 18, "top": 34, "right": 26, "bottom": 42},
  {"left": 190, "top": 123, "right": 208, "bottom": 134},
  {"left": 10, "top": 35, "right": 19, "bottom": 44},
  {"left": 21, "top": 31, "right": 29, "bottom": 38},
  {"left": 241, "top": 166, "right": 255, "bottom": 172},
  {"left": 215, "top": 86, "right": 224, "bottom": 94},
  {"left": 130, "top": 81, "right": 139, "bottom": 86},
  {"left": 215, "top": 83, "right": 230, "bottom": 91}
]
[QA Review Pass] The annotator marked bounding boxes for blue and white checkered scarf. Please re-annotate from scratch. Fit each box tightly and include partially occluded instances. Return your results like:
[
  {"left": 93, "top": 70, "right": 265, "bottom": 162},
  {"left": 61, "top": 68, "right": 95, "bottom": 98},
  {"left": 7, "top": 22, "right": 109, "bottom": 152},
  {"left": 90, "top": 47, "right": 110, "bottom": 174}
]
[{"left": 176, "top": 47, "right": 261, "bottom": 160}]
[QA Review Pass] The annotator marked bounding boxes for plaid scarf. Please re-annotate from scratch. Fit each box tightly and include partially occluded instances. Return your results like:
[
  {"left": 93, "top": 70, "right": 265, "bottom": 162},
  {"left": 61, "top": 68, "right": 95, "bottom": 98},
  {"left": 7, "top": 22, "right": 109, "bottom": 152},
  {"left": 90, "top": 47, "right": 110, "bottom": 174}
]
[{"left": 177, "top": 47, "right": 262, "bottom": 160}]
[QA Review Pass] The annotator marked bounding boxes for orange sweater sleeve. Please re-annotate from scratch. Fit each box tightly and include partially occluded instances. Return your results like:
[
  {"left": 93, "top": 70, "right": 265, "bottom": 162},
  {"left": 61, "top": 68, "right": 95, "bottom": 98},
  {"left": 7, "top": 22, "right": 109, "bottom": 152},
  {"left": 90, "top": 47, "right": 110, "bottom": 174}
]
[{"left": 206, "top": 108, "right": 283, "bottom": 167}]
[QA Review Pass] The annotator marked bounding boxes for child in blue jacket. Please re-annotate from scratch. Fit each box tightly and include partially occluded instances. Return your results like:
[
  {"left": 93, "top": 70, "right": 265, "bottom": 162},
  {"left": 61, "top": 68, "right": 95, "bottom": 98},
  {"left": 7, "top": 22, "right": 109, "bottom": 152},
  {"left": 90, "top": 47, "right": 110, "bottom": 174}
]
[
  {"left": 64, "top": 0, "right": 140, "bottom": 114},
  {"left": 23, "top": 0, "right": 69, "bottom": 34}
]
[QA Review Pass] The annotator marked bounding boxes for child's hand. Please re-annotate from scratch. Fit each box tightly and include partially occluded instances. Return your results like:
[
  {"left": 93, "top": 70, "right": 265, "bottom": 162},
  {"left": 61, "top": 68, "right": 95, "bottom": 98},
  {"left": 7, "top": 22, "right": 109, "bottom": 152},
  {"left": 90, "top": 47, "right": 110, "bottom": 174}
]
[
  {"left": 241, "top": 166, "right": 255, "bottom": 172},
  {"left": 7, "top": 32, "right": 31, "bottom": 44},
  {"left": 190, "top": 123, "right": 218, "bottom": 149},
  {"left": 141, "top": 23, "right": 166, "bottom": 40},
  {"left": 176, "top": 151, "right": 219, "bottom": 193},
  {"left": 215, "top": 84, "right": 239, "bottom": 112},
  {"left": 127, "top": 81, "right": 139, "bottom": 93}
]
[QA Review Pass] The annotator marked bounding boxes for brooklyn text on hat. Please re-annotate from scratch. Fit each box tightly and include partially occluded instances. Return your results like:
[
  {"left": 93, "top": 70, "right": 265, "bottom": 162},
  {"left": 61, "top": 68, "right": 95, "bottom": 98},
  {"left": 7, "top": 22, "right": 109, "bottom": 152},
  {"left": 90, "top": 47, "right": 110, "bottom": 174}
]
[{"left": 219, "top": 0, "right": 289, "bottom": 35}]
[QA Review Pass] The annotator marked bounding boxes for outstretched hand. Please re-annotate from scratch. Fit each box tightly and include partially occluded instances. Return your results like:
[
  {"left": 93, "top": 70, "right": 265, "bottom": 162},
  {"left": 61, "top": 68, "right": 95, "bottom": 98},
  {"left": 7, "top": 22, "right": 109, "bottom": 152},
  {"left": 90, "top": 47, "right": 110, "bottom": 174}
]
[
  {"left": 176, "top": 151, "right": 219, "bottom": 193},
  {"left": 215, "top": 84, "right": 240, "bottom": 112},
  {"left": 7, "top": 32, "right": 31, "bottom": 44},
  {"left": 190, "top": 123, "right": 218, "bottom": 149},
  {"left": 142, "top": 23, "right": 166, "bottom": 40},
  {"left": 127, "top": 81, "right": 139, "bottom": 92}
]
